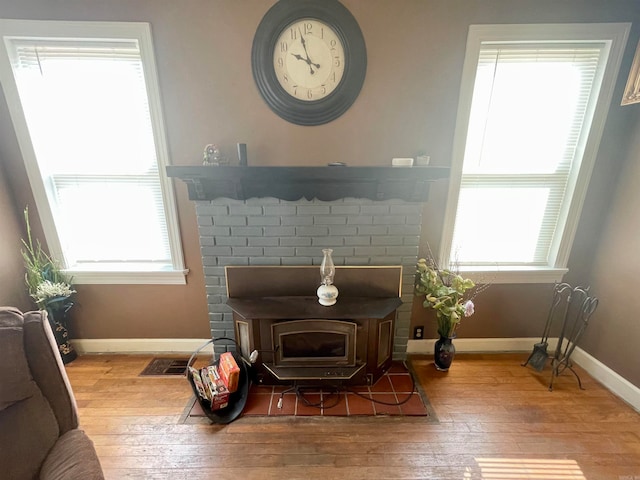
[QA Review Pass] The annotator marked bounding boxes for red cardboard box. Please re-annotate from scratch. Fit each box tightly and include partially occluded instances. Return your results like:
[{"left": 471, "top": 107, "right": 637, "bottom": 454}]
[{"left": 218, "top": 352, "right": 240, "bottom": 393}]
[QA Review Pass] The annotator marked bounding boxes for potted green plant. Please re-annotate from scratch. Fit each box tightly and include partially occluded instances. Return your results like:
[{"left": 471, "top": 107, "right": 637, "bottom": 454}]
[
  {"left": 415, "top": 251, "right": 487, "bottom": 371},
  {"left": 22, "top": 207, "right": 77, "bottom": 363}
]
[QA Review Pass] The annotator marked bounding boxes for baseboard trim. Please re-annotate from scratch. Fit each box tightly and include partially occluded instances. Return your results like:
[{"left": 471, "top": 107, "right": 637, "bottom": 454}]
[
  {"left": 72, "top": 338, "right": 213, "bottom": 355},
  {"left": 73, "top": 337, "right": 639, "bottom": 412},
  {"left": 570, "top": 346, "right": 640, "bottom": 413},
  {"left": 407, "top": 337, "right": 640, "bottom": 413},
  {"left": 406, "top": 337, "right": 554, "bottom": 354}
]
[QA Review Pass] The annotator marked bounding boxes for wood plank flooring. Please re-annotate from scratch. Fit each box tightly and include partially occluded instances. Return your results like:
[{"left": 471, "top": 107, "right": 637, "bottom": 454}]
[{"left": 65, "top": 353, "right": 640, "bottom": 479}]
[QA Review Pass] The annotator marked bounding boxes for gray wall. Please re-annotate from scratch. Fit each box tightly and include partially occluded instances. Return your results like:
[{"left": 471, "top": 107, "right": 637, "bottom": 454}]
[
  {"left": 0, "top": 87, "right": 32, "bottom": 310},
  {"left": 0, "top": 154, "right": 32, "bottom": 310},
  {"left": 582, "top": 109, "right": 640, "bottom": 388}
]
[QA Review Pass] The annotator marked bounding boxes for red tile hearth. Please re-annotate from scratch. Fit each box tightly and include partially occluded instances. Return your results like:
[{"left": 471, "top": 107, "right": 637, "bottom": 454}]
[{"left": 185, "top": 361, "right": 431, "bottom": 419}]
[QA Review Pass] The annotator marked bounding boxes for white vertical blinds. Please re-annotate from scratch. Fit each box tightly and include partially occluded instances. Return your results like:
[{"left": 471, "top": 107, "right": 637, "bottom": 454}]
[
  {"left": 7, "top": 38, "right": 171, "bottom": 266},
  {"left": 450, "top": 44, "right": 603, "bottom": 266}
]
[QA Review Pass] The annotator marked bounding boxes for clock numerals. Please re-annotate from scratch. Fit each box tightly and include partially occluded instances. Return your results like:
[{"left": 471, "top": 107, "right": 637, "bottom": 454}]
[
  {"left": 273, "top": 19, "right": 345, "bottom": 102},
  {"left": 303, "top": 22, "right": 313, "bottom": 35}
]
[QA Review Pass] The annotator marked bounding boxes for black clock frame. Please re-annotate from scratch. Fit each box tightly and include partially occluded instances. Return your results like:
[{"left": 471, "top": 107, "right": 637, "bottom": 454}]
[{"left": 251, "top": 0, "right": 367, "bottom": 126}]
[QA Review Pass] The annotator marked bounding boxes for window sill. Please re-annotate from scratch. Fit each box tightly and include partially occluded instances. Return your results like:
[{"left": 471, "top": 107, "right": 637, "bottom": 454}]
[
  {"left": 456, "top": 266, "right": 568, "bottom": 284},
  {"left": 64, "top": 268, "right": 189, "bottom": 285}
]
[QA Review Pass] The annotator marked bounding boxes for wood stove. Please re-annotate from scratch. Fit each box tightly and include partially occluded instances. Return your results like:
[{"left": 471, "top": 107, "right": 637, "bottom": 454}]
[{"left": 226, "top": 266, "right": 402, "bottom": 386}]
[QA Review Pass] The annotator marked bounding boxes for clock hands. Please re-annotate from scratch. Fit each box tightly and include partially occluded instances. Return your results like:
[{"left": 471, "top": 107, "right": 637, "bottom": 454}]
[
  {"left": 292, "top": 29, "right": 320, "bottom": 74},
  {"left": 299, "top": 32, "right": 320, "bottom": 68},
  {"left": 291, "top": 53, "right": 319, "bottom": 74}
]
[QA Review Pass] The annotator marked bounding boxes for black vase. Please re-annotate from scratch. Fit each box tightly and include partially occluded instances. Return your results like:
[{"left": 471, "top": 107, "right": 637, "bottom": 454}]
[
  {"left": 434, "top": 335, "right": 456, "bottom": 371},
  {"left": 46, "top": 300, "right": 77, "bottom": 365}
]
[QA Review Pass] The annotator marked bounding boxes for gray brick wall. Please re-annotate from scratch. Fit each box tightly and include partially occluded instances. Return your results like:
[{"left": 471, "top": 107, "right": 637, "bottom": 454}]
[{"left": 195, "top": 197, "right": 422, "bottom": 360}]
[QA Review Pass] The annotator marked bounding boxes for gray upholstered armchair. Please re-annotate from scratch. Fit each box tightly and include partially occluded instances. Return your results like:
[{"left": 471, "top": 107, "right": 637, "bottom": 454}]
[{"left": 0, "top": 307, "right": 104, "bottom": 480}]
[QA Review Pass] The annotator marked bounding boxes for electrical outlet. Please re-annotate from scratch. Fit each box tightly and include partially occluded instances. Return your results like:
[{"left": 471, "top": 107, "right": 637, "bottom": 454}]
[{"left": 413, "top": 326, "right": 424, "bottom": 339}]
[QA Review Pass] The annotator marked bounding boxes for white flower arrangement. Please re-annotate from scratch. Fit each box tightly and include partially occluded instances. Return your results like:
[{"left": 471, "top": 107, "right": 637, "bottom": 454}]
[
  {"left": 21, "top": 207, "right": 75, "bottom": 310},
  {"left": 32, "top": 280, "right": 76, "bottom": 307}
]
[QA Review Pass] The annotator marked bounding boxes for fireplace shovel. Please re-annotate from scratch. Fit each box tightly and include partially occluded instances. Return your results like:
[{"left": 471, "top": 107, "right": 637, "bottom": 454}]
[{"left": 523, "top": 283, "right": 570, "bottom": 372}]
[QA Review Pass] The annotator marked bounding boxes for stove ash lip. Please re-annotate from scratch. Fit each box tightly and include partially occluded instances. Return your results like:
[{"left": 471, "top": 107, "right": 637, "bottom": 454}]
[{"left": 262, "top": 363, "right": 367, "bottom": 382}]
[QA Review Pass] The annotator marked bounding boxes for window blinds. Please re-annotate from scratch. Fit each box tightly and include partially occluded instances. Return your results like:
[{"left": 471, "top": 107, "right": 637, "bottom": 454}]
[
  {"left": 450, "top": 44, "right": 602, "bottom": 266},
  {"left": 8, "top": 38, "right": 171, "bottom": 265}
]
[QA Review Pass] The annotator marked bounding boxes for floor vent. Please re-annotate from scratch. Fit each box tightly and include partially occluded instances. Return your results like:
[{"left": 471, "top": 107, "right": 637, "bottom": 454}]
[{"left": 140, "top": 358, "right": 192, "bottom": 376}]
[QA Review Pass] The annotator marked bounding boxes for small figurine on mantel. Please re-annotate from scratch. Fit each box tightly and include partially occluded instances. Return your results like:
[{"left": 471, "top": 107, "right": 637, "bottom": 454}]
[{"left": 203, "top": 144, "right": 226, "bottom": 166}]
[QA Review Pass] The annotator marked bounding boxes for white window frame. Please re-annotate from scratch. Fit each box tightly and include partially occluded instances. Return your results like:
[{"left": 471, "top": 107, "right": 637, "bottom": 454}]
[
  {"left": 441, "top": 23, "right": 630, "bottom": 284},
  {"left": 0, "top": 19, "right": 187, "bottom": 284}
]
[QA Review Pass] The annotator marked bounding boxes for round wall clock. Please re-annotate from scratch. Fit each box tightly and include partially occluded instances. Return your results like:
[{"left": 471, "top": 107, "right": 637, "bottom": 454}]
[{"left": 251, "top": 0, "right": 367, "bottom": 126}]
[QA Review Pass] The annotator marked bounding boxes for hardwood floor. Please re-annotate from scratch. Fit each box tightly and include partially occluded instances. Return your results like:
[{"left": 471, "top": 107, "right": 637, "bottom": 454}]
[{"left": 65, "top": 353, "right": 640, "bottom": 479}]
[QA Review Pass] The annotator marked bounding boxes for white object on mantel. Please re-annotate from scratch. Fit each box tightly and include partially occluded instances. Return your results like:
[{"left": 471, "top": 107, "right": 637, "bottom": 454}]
[
  {"left": 416, "top": 154, "right": 430, "bottom": 166},
  {"left": 391, "top": 157, "right": 414, "bottom": 167},
  {"left": 317, "top": 283, "right": 339, "bottom": 306},
  {"left": 318, "top": 247, "right": 338, "bottom": 306}
]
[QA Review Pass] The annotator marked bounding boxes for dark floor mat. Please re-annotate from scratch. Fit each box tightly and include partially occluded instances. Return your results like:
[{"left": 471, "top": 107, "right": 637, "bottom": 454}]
[{"left": 140, "top": 358, "right": 192, "bottom": 376}]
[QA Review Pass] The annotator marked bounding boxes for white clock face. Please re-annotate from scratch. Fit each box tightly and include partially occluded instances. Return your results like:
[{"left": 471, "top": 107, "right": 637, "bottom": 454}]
[{"left": 273, "top": 19, "right": 345, "bottom": 101}]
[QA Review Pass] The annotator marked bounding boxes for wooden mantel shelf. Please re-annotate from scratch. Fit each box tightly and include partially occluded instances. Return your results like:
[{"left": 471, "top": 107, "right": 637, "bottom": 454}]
[{"left": 166, "top": 165, "right": 449, "bottom": 202}]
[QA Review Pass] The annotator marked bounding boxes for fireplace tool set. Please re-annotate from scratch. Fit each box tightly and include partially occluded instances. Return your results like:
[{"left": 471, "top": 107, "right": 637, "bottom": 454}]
[{"left": 523, "top": 282, "right": 598, "bottom": 391}]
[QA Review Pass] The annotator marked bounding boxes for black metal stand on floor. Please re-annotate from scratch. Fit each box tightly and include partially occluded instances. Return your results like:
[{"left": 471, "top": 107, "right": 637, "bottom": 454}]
[
  {"left": 523, "top": 283, "right": 598, "bottom": 391},
  {"left": 548, "top": 285, "right": 598, "bottom": 391}
]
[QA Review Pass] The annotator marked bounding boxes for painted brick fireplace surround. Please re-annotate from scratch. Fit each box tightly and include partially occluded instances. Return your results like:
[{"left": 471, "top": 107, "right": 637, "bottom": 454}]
[
  {"left": 195, "top": 197, "right": 422, "bottom": 359},
  {"left": 168, "top": 165, "right": 449, "bottom": 359}
]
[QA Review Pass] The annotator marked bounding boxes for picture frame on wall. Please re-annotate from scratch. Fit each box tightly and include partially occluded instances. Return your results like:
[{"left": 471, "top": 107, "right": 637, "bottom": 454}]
[{"left": 621, "top": 38, "right": 640, "bottom": 105}]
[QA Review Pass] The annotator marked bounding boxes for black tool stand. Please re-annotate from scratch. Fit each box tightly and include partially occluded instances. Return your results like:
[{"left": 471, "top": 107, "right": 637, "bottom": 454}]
[{"left": 548, "top": 284, "right": 598, "bottom": 391}]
